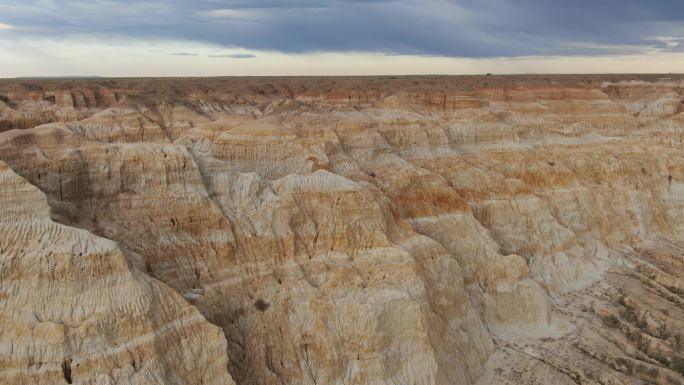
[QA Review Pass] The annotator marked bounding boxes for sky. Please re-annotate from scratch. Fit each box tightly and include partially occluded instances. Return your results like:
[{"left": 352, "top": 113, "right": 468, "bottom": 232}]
[{"left": 0, "top": 0, "right": 683, "bottom": 77}]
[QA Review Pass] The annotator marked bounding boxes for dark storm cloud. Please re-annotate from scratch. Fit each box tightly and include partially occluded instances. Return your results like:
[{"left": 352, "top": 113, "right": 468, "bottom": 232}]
[{"left": 0, "top": 0, "right": 682, "bottom": 57}]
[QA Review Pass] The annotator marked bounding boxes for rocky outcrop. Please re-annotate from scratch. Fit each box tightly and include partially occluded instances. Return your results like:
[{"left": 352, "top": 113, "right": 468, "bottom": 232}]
[
  {"left": 0, "top": 161, "right": 235, "bottom": 385},
  {"left": 0, "top": 75, "right": 682, "bottom": 385}
]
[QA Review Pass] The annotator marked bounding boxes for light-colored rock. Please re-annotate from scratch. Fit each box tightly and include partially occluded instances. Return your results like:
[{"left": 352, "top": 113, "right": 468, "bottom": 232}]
[
  {"left": 0, "top": 161, "right": 235, "bottom": 385},
  {"left": 0, "top": 75, "right": 682, "bottom": 385}
]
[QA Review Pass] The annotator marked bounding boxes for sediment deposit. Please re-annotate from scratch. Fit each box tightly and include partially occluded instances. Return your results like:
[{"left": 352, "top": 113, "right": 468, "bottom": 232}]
[{"left": 0, "top": 75, "right": 683, "bottom": 385}]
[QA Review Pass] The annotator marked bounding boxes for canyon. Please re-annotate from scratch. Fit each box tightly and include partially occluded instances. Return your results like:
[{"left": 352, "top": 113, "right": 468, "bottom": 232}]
[{"left": 0, "top": 75, "right": 683, "bottom": 385}]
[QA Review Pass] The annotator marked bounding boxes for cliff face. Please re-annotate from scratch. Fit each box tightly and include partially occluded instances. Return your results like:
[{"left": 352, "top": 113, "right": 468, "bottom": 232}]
[{"left": 0, "top": 75, "right": 682, "bottom": 385}]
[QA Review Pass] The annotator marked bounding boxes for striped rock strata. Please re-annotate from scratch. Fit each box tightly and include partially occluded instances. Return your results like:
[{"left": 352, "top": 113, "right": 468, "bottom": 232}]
[{"left": 0, "top": 75, "right": 683, "bottom": 385}]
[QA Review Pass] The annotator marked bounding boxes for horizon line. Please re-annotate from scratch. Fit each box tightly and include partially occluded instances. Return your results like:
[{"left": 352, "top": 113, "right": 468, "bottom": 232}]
[{"left": 3, "top": 73, "right": 684, "bottom": 81}]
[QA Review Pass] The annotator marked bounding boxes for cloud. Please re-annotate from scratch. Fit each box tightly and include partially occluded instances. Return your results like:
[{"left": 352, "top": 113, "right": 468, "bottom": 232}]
[
  {"left": 1, "top": 36, "right": 684, "bottom": 78},
  {"left": 196, "top": 9, "right": 267, "bottom": 21},
  {"left": 0, "top": 0, "right": 682, "bottom": 58},
  {"left": 652, "top": 36, "right": 683, "bottom": 48},
  {"left": 209, "top": 53, "right": 256, "bottom": 59},
  {"left": 0, "top": 22, "right": 17, "bottom": 30},
  {"left": 170, "top": 52, "right": 198, "bottom": 56}
]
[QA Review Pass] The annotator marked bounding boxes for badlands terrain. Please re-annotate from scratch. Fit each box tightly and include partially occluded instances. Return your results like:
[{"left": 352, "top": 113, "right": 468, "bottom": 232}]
[{"left": 0, "top": 75, "right": 683, "bottom": 385}]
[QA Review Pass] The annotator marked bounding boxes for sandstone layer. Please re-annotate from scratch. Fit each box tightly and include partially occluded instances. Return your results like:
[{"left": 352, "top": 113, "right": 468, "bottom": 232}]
[{"left": 0, "top": 75, "right": 683, "bottom": 385}]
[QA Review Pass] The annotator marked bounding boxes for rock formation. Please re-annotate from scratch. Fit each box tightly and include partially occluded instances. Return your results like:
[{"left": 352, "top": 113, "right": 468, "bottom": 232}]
[{"left": 0, "top": 75, "right": 682, "bottom": 385}]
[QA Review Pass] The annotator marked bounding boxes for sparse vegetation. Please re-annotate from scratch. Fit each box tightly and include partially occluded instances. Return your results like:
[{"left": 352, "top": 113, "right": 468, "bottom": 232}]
[
  {"left": 601, "top": 314, "right": 621, "bottom": 328},
  {"left": 672, "top": 357, "right": 684, "bottom": 375},
  {"left": 254, "top": 298, "right": 270, "bottom": 312}
]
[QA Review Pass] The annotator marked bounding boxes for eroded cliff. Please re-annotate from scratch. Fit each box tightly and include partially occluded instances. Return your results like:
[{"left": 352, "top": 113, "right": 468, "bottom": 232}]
[{"left": 0, "top": 75, "right": 682, "bottom": 385}]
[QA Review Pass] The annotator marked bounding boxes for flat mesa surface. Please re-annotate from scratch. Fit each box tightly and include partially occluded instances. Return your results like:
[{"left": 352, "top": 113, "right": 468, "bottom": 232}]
[{"left": 0, "top": 75, "right": 683, "bottom": 385}]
